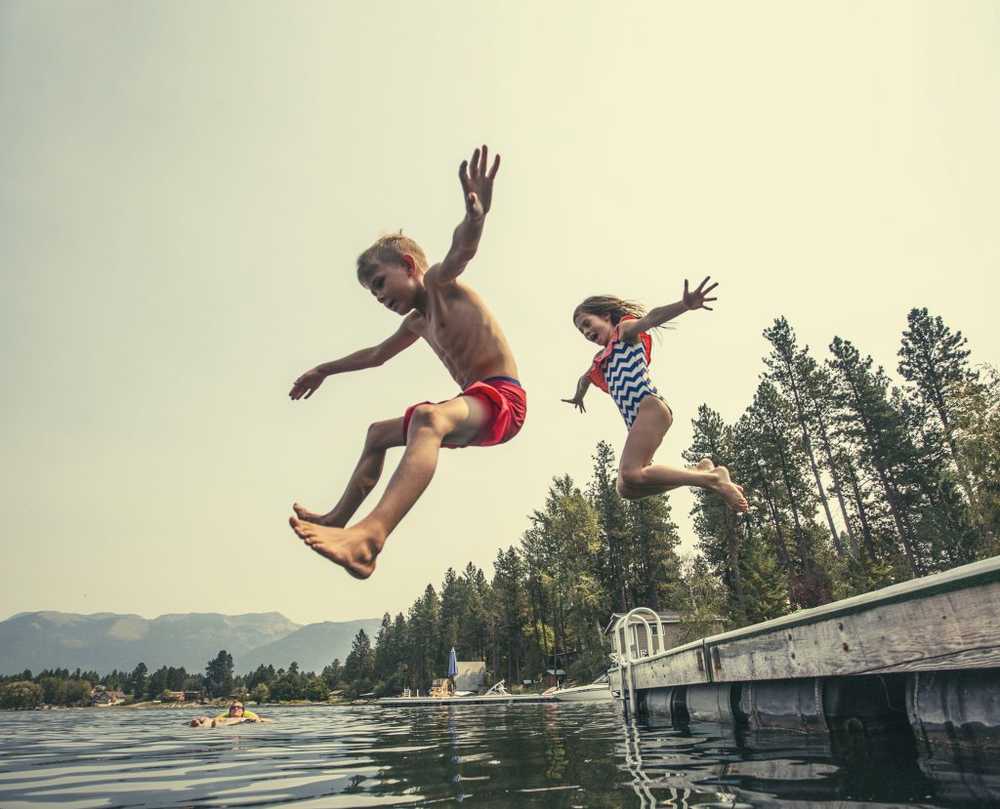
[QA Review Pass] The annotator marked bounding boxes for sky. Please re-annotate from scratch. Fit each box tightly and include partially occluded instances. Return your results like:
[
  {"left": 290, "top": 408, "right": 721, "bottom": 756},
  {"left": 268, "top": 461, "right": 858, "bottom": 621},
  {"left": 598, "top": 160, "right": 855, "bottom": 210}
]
[{"left": 2, "top": 1, "right": 997, "bottom": 626}]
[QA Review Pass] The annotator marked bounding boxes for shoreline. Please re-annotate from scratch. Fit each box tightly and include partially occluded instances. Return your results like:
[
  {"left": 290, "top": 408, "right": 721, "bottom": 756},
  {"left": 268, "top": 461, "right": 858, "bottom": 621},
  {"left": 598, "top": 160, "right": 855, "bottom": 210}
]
[{"left": 4, "top": 700, "right": 346, "bottom": 712}]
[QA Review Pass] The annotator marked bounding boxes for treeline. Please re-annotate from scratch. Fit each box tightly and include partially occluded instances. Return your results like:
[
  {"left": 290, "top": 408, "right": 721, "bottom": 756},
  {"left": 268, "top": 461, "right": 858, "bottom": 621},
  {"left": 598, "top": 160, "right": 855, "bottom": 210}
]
[
  {"left": 0, "top": 651, "right": 340, "bottom": 709},
  {"left": 333, "top": 307, "right": 998, "bottom": 698}
]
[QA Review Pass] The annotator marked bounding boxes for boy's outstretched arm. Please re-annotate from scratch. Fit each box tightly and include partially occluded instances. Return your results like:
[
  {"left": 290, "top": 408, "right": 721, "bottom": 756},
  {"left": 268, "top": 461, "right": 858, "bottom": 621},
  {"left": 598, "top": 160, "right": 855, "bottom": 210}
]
[
  {"left": 561, "top": 374, "right": 592, "bottom": 413},
  {"left": 620, "top": 277, "right": 719, "bottom": 341},
  {"left": 436, "top": 145, "right": 501, "bottom": 283},
  {"left": 289, "top": 319, "right": 419, "bottom": 400}
]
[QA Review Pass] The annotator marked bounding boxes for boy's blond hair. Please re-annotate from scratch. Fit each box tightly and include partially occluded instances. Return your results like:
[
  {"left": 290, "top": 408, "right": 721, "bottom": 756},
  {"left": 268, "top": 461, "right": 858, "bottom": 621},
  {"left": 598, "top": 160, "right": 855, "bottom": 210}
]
[{"left": 356, "top": 232, "right": 428, "bottom": 284}]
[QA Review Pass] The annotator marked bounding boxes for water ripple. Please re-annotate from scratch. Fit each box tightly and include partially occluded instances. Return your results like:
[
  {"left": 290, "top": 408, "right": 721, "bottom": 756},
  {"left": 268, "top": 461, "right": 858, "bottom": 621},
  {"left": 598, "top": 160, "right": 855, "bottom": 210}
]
[{"left": 0, "top": 703, "right": 992, "bottom": 807}]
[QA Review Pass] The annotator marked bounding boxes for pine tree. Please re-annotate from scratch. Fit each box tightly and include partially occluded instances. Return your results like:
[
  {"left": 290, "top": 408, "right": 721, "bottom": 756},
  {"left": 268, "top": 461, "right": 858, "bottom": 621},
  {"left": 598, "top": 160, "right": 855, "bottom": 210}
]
[
  {"left": 586, "top": 441, "right": 631, "bottom": 613},
  {"left": 763, "top": 317, "right": 844, "bottom": 554},
  {"left": 828, "top": 337, "right": 922, "bottom": 575},
  {"left": 343, "top": 628, "right": 375, "bottom": 688},
  {"left": 685, "top": 405, "right": 749, "bottom": 621},
  {"left": 899, "top": 308, "right": 989, "bottom": 547},
  {"left": 623, "top": 494, "right": 682, "bottom": 610},
  {"left": 204, "top": 650, "right": 234, "bottom": 698}
]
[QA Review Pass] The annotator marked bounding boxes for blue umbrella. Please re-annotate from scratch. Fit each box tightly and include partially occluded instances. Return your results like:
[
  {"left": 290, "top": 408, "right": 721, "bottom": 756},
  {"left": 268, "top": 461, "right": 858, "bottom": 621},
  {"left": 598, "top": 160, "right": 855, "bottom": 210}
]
[{"left": 447, "top": 647, "right": 458, "bottom": 679}]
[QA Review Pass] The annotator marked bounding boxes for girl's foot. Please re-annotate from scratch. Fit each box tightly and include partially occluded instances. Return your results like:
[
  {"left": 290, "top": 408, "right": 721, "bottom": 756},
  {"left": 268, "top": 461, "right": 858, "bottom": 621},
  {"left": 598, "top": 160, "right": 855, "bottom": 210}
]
[
  {"left": 693, "top": 457, "right": 715, "bottom": 471},
  {"left": 288, "top": 516, "right": 384, "bottom": 579},
  {"left": 292, "top": 502, "right": 346, "bottom": 528},
  {"left": 711, "top": 466, "right": 749, "bottom": 512}
]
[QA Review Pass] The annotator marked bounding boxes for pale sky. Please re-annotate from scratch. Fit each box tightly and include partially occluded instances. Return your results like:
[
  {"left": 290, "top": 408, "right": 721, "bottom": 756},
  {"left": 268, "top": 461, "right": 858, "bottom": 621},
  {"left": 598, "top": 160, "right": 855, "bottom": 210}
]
[{"left": 2, "top": 1, "right": 996, "bottom": 626}]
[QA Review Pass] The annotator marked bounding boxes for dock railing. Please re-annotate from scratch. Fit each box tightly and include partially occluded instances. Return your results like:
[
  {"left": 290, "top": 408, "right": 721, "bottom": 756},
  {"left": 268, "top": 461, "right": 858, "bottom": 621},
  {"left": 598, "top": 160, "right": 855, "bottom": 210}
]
[{"left": 611, "top": 607, "right": 664, "bottom": 715}]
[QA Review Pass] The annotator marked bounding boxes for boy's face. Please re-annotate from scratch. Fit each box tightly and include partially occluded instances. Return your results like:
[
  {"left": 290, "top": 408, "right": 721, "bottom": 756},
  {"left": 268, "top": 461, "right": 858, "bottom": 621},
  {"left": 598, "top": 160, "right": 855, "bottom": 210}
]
[
  {"left": 363, "top": 260, "right": 422, "bottom": 315},
  {"left": 574, "top": 312, "right": 614, "bottom": 346}
]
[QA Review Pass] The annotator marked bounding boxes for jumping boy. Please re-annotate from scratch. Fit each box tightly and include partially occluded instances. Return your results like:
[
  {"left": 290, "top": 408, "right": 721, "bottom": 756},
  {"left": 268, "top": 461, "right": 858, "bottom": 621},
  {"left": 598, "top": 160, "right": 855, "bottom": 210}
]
[{"left": 288, "top": 145, "right": 525, "bottom": 579}]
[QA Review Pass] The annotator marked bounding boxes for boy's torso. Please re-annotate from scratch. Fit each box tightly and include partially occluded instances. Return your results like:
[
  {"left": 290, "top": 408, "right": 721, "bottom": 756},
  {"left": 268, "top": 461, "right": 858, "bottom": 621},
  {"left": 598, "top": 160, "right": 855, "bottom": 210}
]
[{"left": 405, "top": 270, "right": 518, "bottom": 389}]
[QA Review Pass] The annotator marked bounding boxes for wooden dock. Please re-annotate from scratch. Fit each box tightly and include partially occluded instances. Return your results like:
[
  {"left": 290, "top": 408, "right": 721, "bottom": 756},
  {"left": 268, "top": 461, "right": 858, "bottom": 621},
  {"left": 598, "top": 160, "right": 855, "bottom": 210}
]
[
  {"left": 610, "top": 555, "right": 1000, "bottom": 736},
  {"left": 617, "top": 554, "right": 1000, "bottom": 694}
]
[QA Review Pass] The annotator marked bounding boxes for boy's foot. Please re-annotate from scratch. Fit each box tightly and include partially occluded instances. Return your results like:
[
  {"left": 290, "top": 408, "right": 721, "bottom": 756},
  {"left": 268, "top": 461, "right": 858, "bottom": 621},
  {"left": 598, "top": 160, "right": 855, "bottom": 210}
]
[
  {"left": 288, "top": 516, "right": 383, "bottom": 579},
  {"left": 711, "top": 466, "right": 750, "bottom": 512},
  {"left": 292, "top": 502, "right": 346, "bottom": 528}
]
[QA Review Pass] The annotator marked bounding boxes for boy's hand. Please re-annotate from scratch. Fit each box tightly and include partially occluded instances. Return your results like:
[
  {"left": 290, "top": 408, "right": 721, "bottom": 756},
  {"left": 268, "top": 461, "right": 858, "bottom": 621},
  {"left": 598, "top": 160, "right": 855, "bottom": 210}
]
[
  {"left": 682, "top": 277, "right": 719, "bottom": 311},
  {"left": 459, "top": 144, "right": 500, "bottom": 221},
  {"left": 289, "top": 368, "right": 326, "bottom": 400}
]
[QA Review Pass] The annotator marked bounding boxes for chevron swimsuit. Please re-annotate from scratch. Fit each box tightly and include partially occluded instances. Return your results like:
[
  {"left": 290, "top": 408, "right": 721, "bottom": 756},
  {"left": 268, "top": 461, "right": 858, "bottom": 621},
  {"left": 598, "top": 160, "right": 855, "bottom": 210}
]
[
  {"left": 604, "top": 336, "right": 662, "bottom": 428},
  {"left": 586, "top": 317, "right": 671, "bottom": 430}
]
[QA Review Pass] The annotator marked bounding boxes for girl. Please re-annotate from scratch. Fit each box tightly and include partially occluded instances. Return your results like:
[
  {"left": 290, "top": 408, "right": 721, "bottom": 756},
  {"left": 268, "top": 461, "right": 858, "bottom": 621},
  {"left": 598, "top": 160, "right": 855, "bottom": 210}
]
[{"left": 563, "top": 278, "right": 749, "bottom": 512}]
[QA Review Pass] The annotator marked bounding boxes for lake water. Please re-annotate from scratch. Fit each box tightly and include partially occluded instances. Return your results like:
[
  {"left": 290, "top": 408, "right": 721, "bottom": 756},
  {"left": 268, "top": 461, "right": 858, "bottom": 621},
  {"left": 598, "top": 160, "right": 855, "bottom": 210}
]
[{"left": 0, "top": 703, "right": 997, "bottom": 808}]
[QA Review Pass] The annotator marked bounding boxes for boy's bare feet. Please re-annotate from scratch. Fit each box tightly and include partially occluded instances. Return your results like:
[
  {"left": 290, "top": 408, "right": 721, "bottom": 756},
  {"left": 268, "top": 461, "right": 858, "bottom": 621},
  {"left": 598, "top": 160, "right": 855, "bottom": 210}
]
[
  {"left": 288, "top": 516, "right": 384, "bottom": 579},
  {"left": 292, "top": 502, "right": 346, "bottom": 528},
  {"left": 711, "top": 466, "right": 749, "bottom": 512}
]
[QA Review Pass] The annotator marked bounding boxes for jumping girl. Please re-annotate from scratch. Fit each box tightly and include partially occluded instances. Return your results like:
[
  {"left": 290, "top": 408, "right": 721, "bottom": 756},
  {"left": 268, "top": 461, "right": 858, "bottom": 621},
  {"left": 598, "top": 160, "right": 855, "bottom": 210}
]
[{"left": 562, "top": 278, "right": 749, "bottom": 512}]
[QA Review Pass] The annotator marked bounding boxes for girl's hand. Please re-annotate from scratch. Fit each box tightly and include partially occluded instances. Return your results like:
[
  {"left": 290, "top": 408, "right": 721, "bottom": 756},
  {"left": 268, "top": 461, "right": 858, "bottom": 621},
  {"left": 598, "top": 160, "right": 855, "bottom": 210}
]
[
  {"left": 682, "top": 277, "right": 719, "bottom": 311},
  {"left": 561, "top": 395, "right": 586, "bottom": 413},
  {"left": 289, "top": 367, "right": 326, "bottom": 400}
]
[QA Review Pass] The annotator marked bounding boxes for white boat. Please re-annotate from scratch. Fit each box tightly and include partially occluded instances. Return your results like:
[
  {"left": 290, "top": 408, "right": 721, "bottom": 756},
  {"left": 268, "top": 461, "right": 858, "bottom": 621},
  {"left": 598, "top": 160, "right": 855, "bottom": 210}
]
[{"left": 550, "top": 673, "right": 613, "bottom": 702}]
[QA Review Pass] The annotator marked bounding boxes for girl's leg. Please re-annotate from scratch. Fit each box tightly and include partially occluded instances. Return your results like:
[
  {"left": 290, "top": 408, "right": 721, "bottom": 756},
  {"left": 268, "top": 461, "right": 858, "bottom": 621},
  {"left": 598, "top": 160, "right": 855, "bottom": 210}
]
[
  {"left": 618, "top": 397, "right": 748, "bottom": 511},
  {"left": 294, "top": 417, "right": 406, "bottom": 527}
]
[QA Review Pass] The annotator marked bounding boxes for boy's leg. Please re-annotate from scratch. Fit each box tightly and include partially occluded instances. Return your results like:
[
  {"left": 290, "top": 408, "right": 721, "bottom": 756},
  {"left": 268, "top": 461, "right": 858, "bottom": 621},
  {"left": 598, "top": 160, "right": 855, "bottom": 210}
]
[
  {"left": 289, "top": 395, "right": 492, "bottom": 579},
  {"left": 294, "top": 417, "right": 406, "bottom": 528},
  {"left": 618, "top": 399, "right": 748, "bottom": 511}
]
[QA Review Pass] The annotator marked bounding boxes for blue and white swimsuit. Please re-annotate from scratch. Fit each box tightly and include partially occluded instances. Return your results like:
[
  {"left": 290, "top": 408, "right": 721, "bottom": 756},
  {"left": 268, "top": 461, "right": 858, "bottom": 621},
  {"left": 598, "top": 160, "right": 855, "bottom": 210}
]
[
  {"left": 587, "top": 319, "right": 669, "bottom": 429},
  {"left": 604, "top": 337, "right": 662, "bottom": 428}
]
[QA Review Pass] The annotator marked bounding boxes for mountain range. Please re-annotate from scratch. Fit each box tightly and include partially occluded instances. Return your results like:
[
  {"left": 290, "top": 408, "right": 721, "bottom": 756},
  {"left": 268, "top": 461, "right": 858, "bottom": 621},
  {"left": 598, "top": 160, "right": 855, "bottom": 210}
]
[{"left": 0, "top": 611, "right": 382, "bottom": 675}]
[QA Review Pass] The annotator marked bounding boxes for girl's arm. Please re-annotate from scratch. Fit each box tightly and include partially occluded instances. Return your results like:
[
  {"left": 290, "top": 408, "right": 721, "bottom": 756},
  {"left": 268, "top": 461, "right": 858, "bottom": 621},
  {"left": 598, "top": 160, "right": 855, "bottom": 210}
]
[
  {"left": 561, "top": 374, "right": 592, "bottom": 413},
  {"left": 620, "top": 277, "right": 718, "bottom": 342}
]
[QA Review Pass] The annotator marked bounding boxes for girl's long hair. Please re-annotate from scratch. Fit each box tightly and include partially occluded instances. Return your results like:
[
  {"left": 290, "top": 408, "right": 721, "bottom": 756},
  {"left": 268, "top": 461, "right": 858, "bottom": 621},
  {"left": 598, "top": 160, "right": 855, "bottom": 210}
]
[{"left": 572, "top": 295, "right": 672, "bottom": 333}]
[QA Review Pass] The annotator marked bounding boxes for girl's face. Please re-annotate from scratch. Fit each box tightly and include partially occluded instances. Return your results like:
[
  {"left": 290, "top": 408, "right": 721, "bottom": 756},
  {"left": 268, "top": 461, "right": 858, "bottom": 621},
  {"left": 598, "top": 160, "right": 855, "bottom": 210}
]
[{"left": 574, "top": 311, "right": 614, "bottom": 346}]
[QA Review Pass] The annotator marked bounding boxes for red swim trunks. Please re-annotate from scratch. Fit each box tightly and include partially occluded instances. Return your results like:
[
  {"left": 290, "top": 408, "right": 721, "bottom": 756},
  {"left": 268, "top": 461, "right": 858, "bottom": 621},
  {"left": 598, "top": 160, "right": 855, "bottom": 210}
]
[{"left": 403, "top": 376, "right": 527, "bottom": 449}]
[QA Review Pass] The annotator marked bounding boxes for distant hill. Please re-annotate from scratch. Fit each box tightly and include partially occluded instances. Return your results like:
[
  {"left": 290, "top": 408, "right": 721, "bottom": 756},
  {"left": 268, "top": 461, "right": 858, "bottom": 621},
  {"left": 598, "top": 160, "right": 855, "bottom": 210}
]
[
  {"left": 0, "top": 611, "right": 378, "bottom": 674},
  {"left": 239, "top": 619, "right": 383, "bottom": 673}
]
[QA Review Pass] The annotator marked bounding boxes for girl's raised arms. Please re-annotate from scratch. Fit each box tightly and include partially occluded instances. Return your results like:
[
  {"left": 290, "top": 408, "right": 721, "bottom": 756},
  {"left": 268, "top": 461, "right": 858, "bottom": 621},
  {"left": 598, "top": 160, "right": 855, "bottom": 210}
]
[{"left": 619, "top": 277, "right": 718, "bottom": 342}]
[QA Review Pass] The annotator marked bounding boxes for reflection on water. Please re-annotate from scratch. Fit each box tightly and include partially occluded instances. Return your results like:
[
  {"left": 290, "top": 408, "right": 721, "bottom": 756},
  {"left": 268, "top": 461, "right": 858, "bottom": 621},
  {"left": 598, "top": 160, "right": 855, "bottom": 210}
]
[{"left": 0, "top": 703, "right": 995, "bottom": 808}]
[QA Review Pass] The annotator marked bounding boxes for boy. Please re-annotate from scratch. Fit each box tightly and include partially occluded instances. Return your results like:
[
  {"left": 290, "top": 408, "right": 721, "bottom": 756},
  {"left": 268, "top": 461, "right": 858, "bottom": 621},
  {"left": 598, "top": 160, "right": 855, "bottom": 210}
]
[{"left": 288, "top": 145, "right": 525, "bottom": 579}]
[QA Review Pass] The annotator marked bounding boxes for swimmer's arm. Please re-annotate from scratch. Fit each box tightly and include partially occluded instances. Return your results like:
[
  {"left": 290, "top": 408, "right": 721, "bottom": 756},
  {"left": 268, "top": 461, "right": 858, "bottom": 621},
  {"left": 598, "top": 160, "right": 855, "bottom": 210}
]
[
  {"left": 561, "top": 374, "right": 591, "bottom": 413},
  {"left": 437, "top": 145, "right": 501, "bottom": 283},
  {"left": 289, "top": 320, "right": 419, "bottom": 400},
  {"left": 620, "top": 277, "right": 719, "bottom": 341}
]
